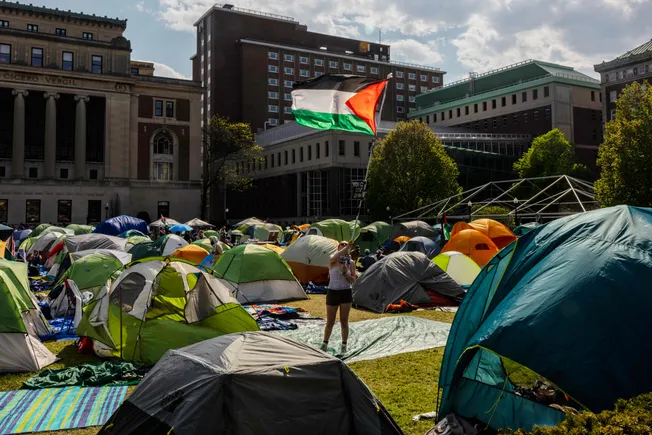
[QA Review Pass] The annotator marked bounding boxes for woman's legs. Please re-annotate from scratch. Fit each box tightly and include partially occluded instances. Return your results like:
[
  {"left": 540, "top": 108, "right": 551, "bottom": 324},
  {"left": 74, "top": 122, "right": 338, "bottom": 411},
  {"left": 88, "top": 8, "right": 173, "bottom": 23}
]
[
  {"left": 339, "top": 302, "right": 352, "bottom": 352},
  {"left": 322, "top": 303, "right": 339, "bottom": 350}
]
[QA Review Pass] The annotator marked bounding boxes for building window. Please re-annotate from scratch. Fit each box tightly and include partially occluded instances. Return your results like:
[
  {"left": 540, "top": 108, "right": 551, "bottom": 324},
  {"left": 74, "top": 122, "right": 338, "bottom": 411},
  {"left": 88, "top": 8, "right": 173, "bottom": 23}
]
[
  {"left": 371, "top": 67, "right": 379, "bottom": 74},
  {"left": 482, "top": 101, "right": 487, "bottom": 111},
  {"left": 284, "top": 150, "right": 288, "bottom": 165},
  {"left": 300, "top": 146, "right": 304, "bottom": 162},
  {"left": 28, "top": 167, "right": 38, "bottom": 178},
  {"left": 522, "top": 91, "right": 527, "bottom": 102},
  {"left": 368, "top": 142, "right": 373, "bottom": 155},
  {"left": 397, "top": 83, "right": 404, "bottom": 90},
  {"left": 344, "top": 63, "right": 352, "bottom": 71},
  {"left": 157, "top": 201, "right": 170, "bottom": 218},
  {"left": 31, "top": 48, "right": 43, "bottom": 67},
  {"left": 0, "top": 44, "right": 9, "bottom": 64},
  {"left": 544, "top": 86, "right": 550, "bottom": 98},
  {"left": 433, "top": 114, "right": 436, "bottom": 123},
  {"left": 513, "top": 114, "right": 518, "bottom": 124},
  {"left": 54, "top": 28, "right": 67, "bottom": 36},
  {"left": 338, "top": 140, "right": 345, "bottom": 156},
  {"left": 155, "top": 100, "right": 163, "bottom": 117},
  {"left": 267, "top": 118, "right": 278, "bottom": 126},
  {"left": 292, "top": 149, "right": 296, "bottom": 164},
  {"left": 492, "top": 99, "right": 496, "bottom": 109},
  {"left": 591, "top": 110, "right": 596, "bottom": 121},
  {"left": 432, "top": 76, "right": 440, "bottom": 83},
  {"left": 421, "top": 86, "right": 428, "bottom": 93},
  {"left": 284, "top": 107, "right": 292, "bottom": 114},
  {"left": 0, "top": 199, "right": 6, "bottom": 222},
  {"left": 329, "top": 60, "right": 338, "bottom": 68},
  {"left": 284, "top": 67, "right": 294, "bottom": 75},
  {"left": 396, "top": 71, "right": 404, "bottom": 78},
  {"left": 325, "top": 140, "right": 329, "bottom": 157},
  {"left": 315, "top": 59, "right": 324, "bottom": 66},
  {"left": 409, "top": 84, "right": 416, "bottom": 92},
  {"left": 610, "top": 109, "right": 616, "bottom": 121},
  {"left": 131, "top": 67, "right": 139, "bottom": 75},
  {"left": 316, "top": 143, "right": 320, "bottom": 159},
  {"left": 483, "top": 120, "right": 488, "bottom": 129},
  {"left": 397, "top": 95, "right": 404, "bottom": 102},
  {"left": 277, "top": 152, "right": 281, "bottom": 166},
  {"left": 268, "top": 78, "right": 278, "bottom": 86},
  {"left": 456, "top": 108, "right": 461, "bottom": 117},
  {"left": 449, "top": 110, "right": 453, "bottom": 118},
  {"left": 591, "top": 91, "right": 595, "bottom": 101},
  {"left": 308, "top": 145, "right": 312, "bottom": 160},
  {"left": 271, "top": 154, "right": 274, "bottom": 168},
  {"left": 284, "top": 93, "right": 292, "bottom": 101},
  {"left": 441, "top": 112, "right": 445, "bottom": 121},
  {"left": 0, "top": 167, "right": 4, "bottom": 177},
  {"left": 268, "top": 105, "right": 279, "bottom": 113},
  {"left": 502, "top": 116, "right": 507, "bottom": 126},
  {"left": 545, "top": 108, "right": 551, "bottom": 119},
  {"left": 86, "top": 200, "right": 101, "bottom": 223},
  {"left": 300, "top": 56, "right": 309, "bottom": 64},
  {"left": 166, "top": 101, "right": 174, "bottom": 118},
  {"left": 409, "top": 96, "right": 416, "bottom": 103},
  {"left": 27, "top": 24, "right": 38, "bottom": 32},
  {"left": 268, "top": 51, "right": 278, "bottom": 60},
  {"left": 354, "top": 141, "right": 360, "bottom": 157},
  {"left": 59, "top": 168, "right": 68, "bottom": 179},
  {"left": 523, "top": 113, "right": 529, "bottom": 123},
  {"left": 474, "top": 103, "right": 478, "bottom": 113},
  {"left": 533, "top": 89, "right": 538, "bottom": 100},
  {"left": 89, "top": 169, "right": 98, "bottom": 180},
  {"left": 610, "top": 90, "right": 617, "bottom": 102},
  {"left": 357, "top": 65, "right": 366, "bottom": 73},
  {"left": 26, "top": 200, "right": 40, "bottom": 223},
  {"left": 57, "top": 200, "right": 72, "bottom": 223},
  {"left": 268, "top": 91, "right": 279, "bottom": 99},
  {"left": 493, "top": 118, "right": 497, "bottom": 128},
  {"left": 426, "top": 115, "right": 430, "bottom": 124},
  {"left": 420, "top": 74, "right": 427, "bottom": 81},
  {"left": 314, "top": 72, "right": 323, "bottom": 77},
  {"left": 0, "top": 20, "right": 8, "bottom": 28},
  {"left": 408, "top": 72, "right": 416, "bottom": 80},
  {"left": 534, "top": 110, "right": 539, "bottom": 121},
  {"left": 91, "top": 55, "right": 102, "bottom": 74},
  {"left": 501, "top": 97, "right": 506, "bottom": 107},
  {"left": 284, "top": 80, "right": 293, "bottom": 88},
  {"left": 300, "top": 69, "right": 309, "bottom": 77},
  {"left": 284, "top": 54, "right": 294, "bottom": 62},
  {"left": 397, "top": 106, "right": 405, "bottom": 113},
  {"left": 152, "top": 130, "right": 174, "bottom": 181},
  {"left": 512, "top": 94, "right": 517, "bottom": 104},
  {"left": 83, "top": 32, "right": 93, "bottom": 40},
  {"left": 268, "top": 65, "right": 279, "bottom": 73}
]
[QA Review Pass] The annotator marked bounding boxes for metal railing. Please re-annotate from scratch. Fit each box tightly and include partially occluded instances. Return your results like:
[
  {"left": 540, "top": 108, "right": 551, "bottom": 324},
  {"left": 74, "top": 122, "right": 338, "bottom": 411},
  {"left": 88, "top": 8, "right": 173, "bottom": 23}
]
[
  {"left": 433, "top": 60, "right": 537, "bottom": 90},
  {"left": 217, "top": 4, "right": 296, "bottom": 22},
  {"left": 390, "top": 60, "right": 441, "bottom": 72}
]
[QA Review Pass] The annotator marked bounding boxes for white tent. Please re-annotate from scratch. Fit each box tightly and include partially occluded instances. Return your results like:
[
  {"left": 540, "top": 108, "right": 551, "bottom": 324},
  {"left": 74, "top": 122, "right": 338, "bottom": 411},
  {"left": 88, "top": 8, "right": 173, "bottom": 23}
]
[
  {"left": 185, "top": 218, "right": 215, "bottom": 228},
  {"left": 149, "top": 218, "right": 180, "bottom": 228},
  {"left": 64, "top": 234, "right": 128, "bottom": 253}
]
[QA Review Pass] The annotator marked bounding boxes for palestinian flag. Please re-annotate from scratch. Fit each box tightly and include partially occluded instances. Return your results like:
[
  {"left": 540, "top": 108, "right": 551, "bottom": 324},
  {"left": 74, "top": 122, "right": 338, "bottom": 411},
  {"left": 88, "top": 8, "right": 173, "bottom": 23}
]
[{"left": 291, "top": 75, "right": 388, "bottom": 136}]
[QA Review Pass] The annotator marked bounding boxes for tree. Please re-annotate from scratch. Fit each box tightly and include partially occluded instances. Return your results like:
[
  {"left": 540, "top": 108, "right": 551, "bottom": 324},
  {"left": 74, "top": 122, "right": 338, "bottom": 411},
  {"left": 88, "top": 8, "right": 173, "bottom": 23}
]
[
  {"left": 365, "top": 120, "right": 461, "bottom": 220},
  {"left": 513, "top": 129, "right": 587, "bottom": 179},
  {"left": 200, "top": 115, "right": 263, "bottom": 221},
  {"left": 596, "top": 81, "right": 652, "bottom": 207}
]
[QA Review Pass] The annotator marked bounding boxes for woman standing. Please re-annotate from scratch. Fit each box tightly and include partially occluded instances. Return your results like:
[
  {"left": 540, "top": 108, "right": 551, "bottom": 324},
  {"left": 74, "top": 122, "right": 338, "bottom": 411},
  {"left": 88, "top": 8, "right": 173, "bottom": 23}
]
[{"left": 321, "top": 241, "right": 356, "bottom": 354}]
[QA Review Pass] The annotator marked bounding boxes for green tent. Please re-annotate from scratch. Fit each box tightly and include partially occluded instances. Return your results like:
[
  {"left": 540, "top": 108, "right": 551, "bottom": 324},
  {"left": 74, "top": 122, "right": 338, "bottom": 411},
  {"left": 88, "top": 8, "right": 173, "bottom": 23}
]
[
  {"left": 63, "top": 253, "right": 124, "bottom": 297},
  {"left": 66, "top": 224, "right": 94, "bottom": 235},
  {"left": 192, "top": 239, "right": 230, "bottom": 253},
  {"left": 128, "top": 235, "right": 187, "bottom": 261},
  {"left": 119, "top": 230, "right": 147, "bottom": 239},
  {"left": 513, "top": 222, "right": 542, "bottom": 237},
  {"left": 212, "top": 244, "right": 307, "bottom": 304},
  {"left": 77, "top": 258, "right": 259, "bottom": 365},
  {"left": 125, "top": 236, "right": 152, "bottom": 252},
  {"left": 308, "top": 219, "right": 352, "bottom": 241},
  {"left": 30, "top": 224, "right": 52, "bottom": 238},
  {"left": 0, "top": 260, "right": 56, "bottom": 371},
  {"left": 355, "top": 221, "right": 391, "bottom": 253},
  {"left": 203, "top": 230, "right": 219, "bottom": 238},
  {"left": 237, "top": 223, "right": 284, "bottom": 242}
]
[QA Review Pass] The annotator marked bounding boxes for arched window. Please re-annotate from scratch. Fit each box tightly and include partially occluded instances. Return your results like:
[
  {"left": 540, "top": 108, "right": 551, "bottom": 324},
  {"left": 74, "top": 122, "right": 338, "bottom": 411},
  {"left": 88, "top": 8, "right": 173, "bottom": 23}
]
[{"left": 152, "top": 130, "right": 175, "bottom": 181}]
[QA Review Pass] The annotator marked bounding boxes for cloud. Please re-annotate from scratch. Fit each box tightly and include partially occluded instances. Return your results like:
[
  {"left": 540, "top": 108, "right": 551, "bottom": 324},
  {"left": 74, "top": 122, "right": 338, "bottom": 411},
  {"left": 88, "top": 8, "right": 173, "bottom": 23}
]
[
  {"left": 386, "top": 39, "right": 444, "bottom": 66},
  {"left": 135, "top": 1, "right": 144, "bottom": 12},
  {"left": 136, "top": 60, "right": 191, "bottom": 79}
]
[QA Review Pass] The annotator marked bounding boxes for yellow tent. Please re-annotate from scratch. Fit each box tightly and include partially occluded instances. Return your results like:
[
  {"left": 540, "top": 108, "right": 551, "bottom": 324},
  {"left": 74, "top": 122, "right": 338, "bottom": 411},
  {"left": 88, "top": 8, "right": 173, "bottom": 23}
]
[{"left": 170, "top": 244, "right": 209, "bottom": 264}]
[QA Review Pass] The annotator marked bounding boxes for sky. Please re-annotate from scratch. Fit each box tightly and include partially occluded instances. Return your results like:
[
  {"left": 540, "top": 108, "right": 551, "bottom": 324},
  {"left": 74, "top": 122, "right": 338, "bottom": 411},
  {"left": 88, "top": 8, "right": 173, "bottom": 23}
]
[{"left": 38, "top": 0, "right": 652, "bottom": 82}]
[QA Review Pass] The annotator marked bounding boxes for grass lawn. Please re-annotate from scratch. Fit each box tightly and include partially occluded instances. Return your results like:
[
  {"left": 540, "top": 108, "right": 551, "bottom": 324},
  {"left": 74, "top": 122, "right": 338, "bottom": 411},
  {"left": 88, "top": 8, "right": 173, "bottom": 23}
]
[{"left": 0, "top": 295, "right": 455, "bottom": 435}]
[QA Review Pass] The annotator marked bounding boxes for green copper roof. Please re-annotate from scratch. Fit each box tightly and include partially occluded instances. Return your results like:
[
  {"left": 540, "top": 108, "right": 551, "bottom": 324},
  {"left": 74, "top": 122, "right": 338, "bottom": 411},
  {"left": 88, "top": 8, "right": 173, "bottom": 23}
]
[
  {"left": 595, "top": 39, "right": 652, "bottom": 72},
  {"left": 615, "top": 39, "right": 652, "bottom": 61},
  {"left": 0, "top": 1, "right": 127, "bottom": 28}
]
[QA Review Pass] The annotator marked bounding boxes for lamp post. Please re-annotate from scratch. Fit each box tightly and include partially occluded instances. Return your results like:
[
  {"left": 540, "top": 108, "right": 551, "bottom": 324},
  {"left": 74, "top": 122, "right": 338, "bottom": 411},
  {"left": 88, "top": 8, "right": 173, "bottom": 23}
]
[
  {"left": 467, "top": 201, "right": 472, "bottom": 221},
  {"left": 513, "top": 197, "right": 519, "bottom": 226},
  {"left": 224, "top": 208, "right": 229, "bottom": 226},
  {"left": 386, "top": 206, "right": 391, "bottom": 222},
  {"left": 104, "top": 203, "right": 109, "bottom": 220}
]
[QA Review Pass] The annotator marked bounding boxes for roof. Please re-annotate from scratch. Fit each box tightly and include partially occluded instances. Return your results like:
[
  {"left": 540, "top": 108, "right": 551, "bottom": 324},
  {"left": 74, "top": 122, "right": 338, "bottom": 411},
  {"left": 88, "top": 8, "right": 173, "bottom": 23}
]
[
  {"left": 412, "top": 59, "right": 598, "bottom": 115},
  {"left": 594, "top": 38, "right": 652, "bottom": 71},
  {"left": 0, "top": 1, "right": 127, "bottom": 29}
]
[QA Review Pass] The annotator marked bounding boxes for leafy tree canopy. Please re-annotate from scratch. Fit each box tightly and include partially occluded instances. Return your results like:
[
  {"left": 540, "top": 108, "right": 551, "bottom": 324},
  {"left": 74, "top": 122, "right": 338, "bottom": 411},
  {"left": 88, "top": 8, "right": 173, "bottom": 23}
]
[{"left": 514, "top": 128, "right": 587, "bottom": 179}]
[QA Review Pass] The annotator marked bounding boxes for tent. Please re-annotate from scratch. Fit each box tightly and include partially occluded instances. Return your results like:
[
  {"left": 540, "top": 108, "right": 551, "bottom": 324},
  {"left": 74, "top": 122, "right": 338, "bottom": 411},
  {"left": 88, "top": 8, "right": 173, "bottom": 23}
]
[
  {"left": 0, "top": 224, "right": 13, "bottom": 242},
  {"left": 119, "top": 230, "right": 147, "bottom": 239},
  {"left": 352, "top": 252, "right": 465, "bottom": 313},
  {"left": 128, "top": 235, "right": 188, "bottom": 261},
  {"left": 40, "top": 226, "right": 74, "bottom": 238},
  {"left": 99, "top": 332, "right": 401, "bottom": 435},
  {"left": 514, "top": 222, "right": 542, "bottom": 236},
  {"left": 65, "top": 224, "right": 94, "bottom": 235},
  {"left": 260, "top": 243, "right": 285, "bottom": 256},
  {"left": 390, "top": 220, "right": 439, "bottom": 240},
  {"left": 213, "top": 244, "right": 308, "bottom": 304},
  {"left": 441, "top": 229, "right": 499, "bottom": 267},
  {"left": 433, "top": 251, "right": 481, "bottom": 287},
  {"left": 149, "top": 218, "right": 180, "bottom": 228},
  {"left": 238, "top": 222, "right": 284, "bottom": 242},
  {"left": 438, "top": 205, "right": 652, "bottom": 431},
  {"left": 28, "top": 232, "right": 62, "bottom": 255},
  {"left": 64, "top": 234, "right": 128, "bottom": 253},
  {"left": 69, "top": 249, "right": 132, "bottom": 264},
  {"left": 125, "top": 236, "right": 152, "bottom": 252},
  {"left": 203, "top": 230, "right": 218, "bottom": 238},
  {"left": 356, "top": 221, "right": 391, "bottom": 253},
  {"left": 0, "top": 260, "right": 56, "bottom": 372},
  {"left": 191, "top": 239, "right": 230, "bottom": 255},
  {"left": 31, "top": 223, "right": 52, "bottom": 238},
  {"left": 400, "top": 236, "right": 441, "bottom": 258},
  {"left": 94, "top": 216, "right": 148, "bottom": 237},
  {"left": 281, "top": 235, "right": 339, "bottom": 285},
  {"left": 76, "top": 258, "right": 259, "bottom": 365},
  {"left": 234, "top": 217, "right": 264, "bottom": 227},
  {"left": 185, "top": 218, "right": 214, "bottom": 228},
  {"left": 171, "top": 245, "right": 209, "bottom": 264},
  {"left": 468, "top": 218, "right": 517, "bottom": 249},
  {"left": 13, "top": 229, "right": 32, "bottom": 245},
  {"left": 308, "top": 219, "right": 352, "bottom": 241}
]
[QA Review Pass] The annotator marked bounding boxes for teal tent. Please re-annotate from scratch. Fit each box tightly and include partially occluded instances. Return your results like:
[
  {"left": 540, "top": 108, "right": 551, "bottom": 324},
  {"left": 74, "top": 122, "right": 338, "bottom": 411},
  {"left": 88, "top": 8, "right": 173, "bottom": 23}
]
[
  {"left": 438, "top": 206, "right": 652, "bottom": 431},
  {"left": 513, "top": 222, "right": 542, "bottom": 236}
]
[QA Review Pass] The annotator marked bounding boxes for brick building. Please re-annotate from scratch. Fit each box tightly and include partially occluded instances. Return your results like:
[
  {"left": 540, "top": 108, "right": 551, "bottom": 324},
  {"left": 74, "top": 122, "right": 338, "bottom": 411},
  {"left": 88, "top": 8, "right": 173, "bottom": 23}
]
[
  {"left": 594, "top": 39, "right": 652, "bottom": 122},
  {"left": 0, "top": 1, "right": 202, "bottom": 225}
]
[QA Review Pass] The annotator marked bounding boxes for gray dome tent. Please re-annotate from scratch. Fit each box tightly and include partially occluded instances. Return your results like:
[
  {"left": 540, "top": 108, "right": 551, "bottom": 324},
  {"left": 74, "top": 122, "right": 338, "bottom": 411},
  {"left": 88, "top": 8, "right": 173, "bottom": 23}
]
[
  {"left": 100, "top": 332, "right": 402, "bottom": 435},
  {"left": 353, "top": 251, "right": 465, "bottom": 313}
]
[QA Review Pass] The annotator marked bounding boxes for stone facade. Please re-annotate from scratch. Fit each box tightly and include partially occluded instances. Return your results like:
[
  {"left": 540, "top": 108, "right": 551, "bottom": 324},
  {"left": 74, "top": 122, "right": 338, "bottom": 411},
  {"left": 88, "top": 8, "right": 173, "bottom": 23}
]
[{"left": 0, "top": 2, "right": 202, "bottom": 225}]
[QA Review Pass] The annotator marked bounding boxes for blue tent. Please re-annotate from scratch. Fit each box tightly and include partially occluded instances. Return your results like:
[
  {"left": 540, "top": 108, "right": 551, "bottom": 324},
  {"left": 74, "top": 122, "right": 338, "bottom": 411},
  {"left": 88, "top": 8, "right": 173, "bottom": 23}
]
[
  {"left": 94, "top": 215, "right": 148, "bottom": 237},
  {"left": 438, "top": 206, "right": 652, "bottom": 431},
  {"left": 399, "top": 236, "right": 441, "bottom": 258}
]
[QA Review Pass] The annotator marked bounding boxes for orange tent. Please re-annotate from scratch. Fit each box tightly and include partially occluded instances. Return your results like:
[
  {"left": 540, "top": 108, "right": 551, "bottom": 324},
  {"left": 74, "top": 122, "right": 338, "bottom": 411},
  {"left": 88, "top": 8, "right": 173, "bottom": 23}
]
[
  {"left": 441, "top": 229, "right": 499, "bottom": 267},
  {"left": 468, "top": 218, "right": 516, "bottom": 249},
  {"left": 170, "top": 244, "right": 209, "bottom": 264},
  {"left": 450, "top": 221, "right": 473, "bottom": 238},
  {"left": 260, "top": 243, "right": 285, "bottom": 256},
  {"left": 393, "top": 236, "right": 411, "bottom": 244}
]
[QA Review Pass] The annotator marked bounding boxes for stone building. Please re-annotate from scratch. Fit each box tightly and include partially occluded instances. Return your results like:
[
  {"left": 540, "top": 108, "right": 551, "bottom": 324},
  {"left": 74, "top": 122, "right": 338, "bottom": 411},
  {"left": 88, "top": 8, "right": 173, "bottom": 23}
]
[{"left": 0, "top": 2, "right": 202, "bottom": 225}]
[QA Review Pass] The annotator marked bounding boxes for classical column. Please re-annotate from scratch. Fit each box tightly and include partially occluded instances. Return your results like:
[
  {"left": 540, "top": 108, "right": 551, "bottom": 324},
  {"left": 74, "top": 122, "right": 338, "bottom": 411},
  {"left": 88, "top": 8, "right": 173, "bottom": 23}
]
[
  {"left": 43, "top": 93, "right": 59, "bottom": 179},
  {"left": 12, "top": 89, "right": 28, "bottom": 178},
  {"left": 74, "top": 95, "right": 89, "bottom": 179}
]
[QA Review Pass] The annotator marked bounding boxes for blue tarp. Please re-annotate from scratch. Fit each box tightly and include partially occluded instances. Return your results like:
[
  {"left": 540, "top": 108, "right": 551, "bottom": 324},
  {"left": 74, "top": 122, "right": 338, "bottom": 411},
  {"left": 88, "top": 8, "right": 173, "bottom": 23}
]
[
  {"left": 439, "top": 205, "right": 652, "bottom": 431},
  {"left": 94, "top": 216, "right": 148, "bottom": 237}
]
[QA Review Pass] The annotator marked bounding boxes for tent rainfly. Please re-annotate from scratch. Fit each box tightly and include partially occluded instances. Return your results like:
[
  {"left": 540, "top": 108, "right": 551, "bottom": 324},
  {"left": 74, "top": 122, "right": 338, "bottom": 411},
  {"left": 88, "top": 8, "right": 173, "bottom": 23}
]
[
  {"left": 185, "top": 218, "right": 215, "bottom": 228},
  {"left": 281, "top": 235, "right": 339, "bottom": 285},
  {"left": 64, "top": 234, "right": 129, "bottom": 253}
]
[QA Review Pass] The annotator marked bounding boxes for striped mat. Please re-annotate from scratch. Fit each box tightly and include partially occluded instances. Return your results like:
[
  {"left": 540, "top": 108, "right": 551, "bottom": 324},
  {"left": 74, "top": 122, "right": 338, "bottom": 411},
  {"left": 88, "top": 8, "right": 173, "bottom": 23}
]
[{"left": 0, "top": 386, "right": 127, "bottom": 434}]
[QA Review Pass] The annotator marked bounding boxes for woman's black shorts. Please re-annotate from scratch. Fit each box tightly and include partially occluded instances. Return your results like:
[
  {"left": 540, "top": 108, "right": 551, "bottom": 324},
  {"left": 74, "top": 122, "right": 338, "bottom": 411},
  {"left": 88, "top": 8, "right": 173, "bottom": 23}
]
[{"left": 326, "top": 289, "right": 353, "bottom": 306}]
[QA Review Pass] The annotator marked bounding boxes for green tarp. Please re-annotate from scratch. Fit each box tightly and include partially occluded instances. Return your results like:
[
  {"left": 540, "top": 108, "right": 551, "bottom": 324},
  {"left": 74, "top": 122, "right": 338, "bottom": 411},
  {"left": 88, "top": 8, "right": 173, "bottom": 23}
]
[
  {"left": 23, "top": 361, "right": 148, "bottom": 389},
  {"left": 276, "top": 316, "right": 450, "bottom": 362}
]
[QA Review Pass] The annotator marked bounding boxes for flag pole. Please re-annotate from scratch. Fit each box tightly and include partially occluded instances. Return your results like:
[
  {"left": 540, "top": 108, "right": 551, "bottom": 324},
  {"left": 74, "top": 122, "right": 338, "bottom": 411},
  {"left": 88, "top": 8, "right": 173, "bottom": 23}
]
[{"left": 351, "top": 74, "right": 392, "bottom": 243}]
